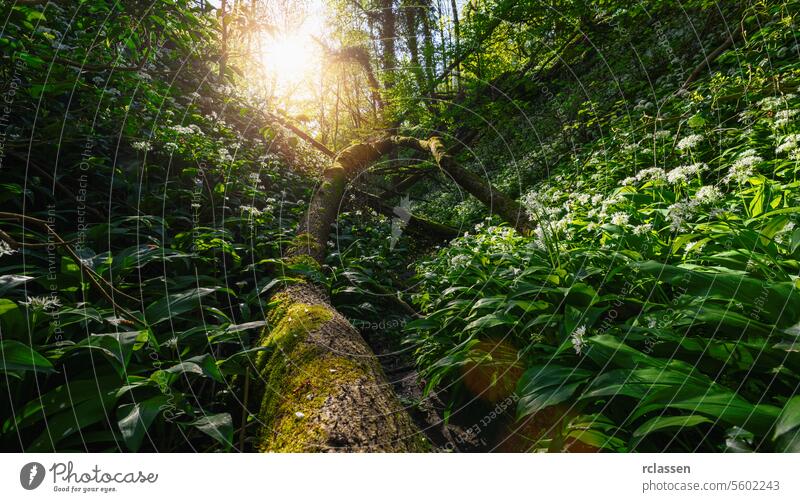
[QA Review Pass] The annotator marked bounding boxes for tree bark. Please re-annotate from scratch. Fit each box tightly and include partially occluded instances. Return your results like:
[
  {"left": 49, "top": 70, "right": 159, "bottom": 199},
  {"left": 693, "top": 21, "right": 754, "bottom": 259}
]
[
  {"left": 254, "top": 141, "right": 428, "bottom": 452},
  {"left": 449, "top": 0, "right": 461, "bottom": 90},
  {"left": 396, "top": 137, "right": 532, "bottom": 234},
  {"left": 401, "top": 1, "right": 427, "bottom": 92},
  {"left": 355, "top": 189, "right": 459, "bottom": 241},
  {"left": 255, "top": 282, "right": 427, "bottom": 451},
  {"left": 219, "top": 0, "right": 228, "bottom": 80},
  {"left": 419, "top": 2, "right": 436, "bottom": 88},
  {"left": 378, "top": 0, "right": 397, "bottom": 90}
]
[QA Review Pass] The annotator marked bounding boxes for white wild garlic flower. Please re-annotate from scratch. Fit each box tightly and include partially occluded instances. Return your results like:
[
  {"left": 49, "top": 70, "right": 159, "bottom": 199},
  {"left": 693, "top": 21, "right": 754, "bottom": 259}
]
[
  {"left": 724, "top": 152, "right": 763, "bottom": 184},
  {"left": 21, "top": 295, "right": 62, "bottom": 311},
  {"left": 0, "top": 240, "right": 16, "bottom": 257},
  {"left": 695, "top": 185, "right": 722, "bottom": 204},
  {"left": 665, "top": 163, "right": 706, "bottom": 184},
  {"left": 132, "top": 140, "right": 152, "bottom": 152},
  {"left": 676, "top": 134, "right": 704, "bottom": 151},
  {"left": 571, "top": 325, "right": 587, "bottom": 355}
]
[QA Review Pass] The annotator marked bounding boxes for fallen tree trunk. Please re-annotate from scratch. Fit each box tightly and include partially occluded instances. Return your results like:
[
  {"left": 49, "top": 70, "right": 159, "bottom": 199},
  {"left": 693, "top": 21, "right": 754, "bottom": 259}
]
[
  {"left": 395, "top": 136, "right": 532, "bottom": 234},
  {"left": 254, "top": 141, "right": 428, "bottom": 452},
  {"left": 278, "top": 130, "right": 531, "bottom": 234},
  {"left": 354, "top": 188, "right": 459, "bottom": 241}
]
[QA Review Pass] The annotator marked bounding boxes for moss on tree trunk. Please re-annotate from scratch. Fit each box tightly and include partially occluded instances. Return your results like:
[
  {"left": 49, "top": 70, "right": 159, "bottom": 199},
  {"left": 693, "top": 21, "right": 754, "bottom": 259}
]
[{"left": 253, "top": 141, "right": 428, "bottom": 452}]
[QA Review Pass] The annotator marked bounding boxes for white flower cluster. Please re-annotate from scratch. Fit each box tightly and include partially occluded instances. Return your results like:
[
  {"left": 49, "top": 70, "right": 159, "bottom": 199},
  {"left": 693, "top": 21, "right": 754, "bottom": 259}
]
[
  {"left": 667, "top": 201, "right": 694, "bottom": 231},
  {"left": 523, "top": 189, "right": 576, "bottom": 247},
  {"left": 449, "top": 254, "right": 472, "bottom": 268},
  {"left": 631, "top": 167, "right": 666, "bottom": 185},
  {"left": 666, "top": 185, "right": 722, "bottom": 231},
  {"left": 0, "top": 240, "right": 16, "bottom": 257},
  {"left": 676, "top": 134, "right": 704, "bottom": 151},
  {"left": 218, "top": 147, "right": 233, "bottom": 163},
  {"left": 773, "top": 109, "right": 799, "bottom": 128},
  {"left": 695, "top": 185, "right": 722, "bottom": 204},
  {"left": 666, "top": 162, "right": 706, "bottom": 184},
  {"left": 610, "top": 212, "right": 630, "bottom": 227},
  {"left": 21, "top": 295, "right": 62, "bottom": 311},
  {"left": 757, "top": 94, "right": 797, "bottom": 111},
  {"left": 170, "top": 124, "right": 203, "bottom": 135},
  {"left": 132, "top": 140, "right": 152, "bottom": 152},
  {"left": 571, "top": 325, "right": 587, "bottom": 355},
  {"left": 724, "top": 150, "right": 763, "bottom": 184},
  {"left": 240, "top": 205, "right": 262, "bottom": 217},
  {"left": 685, "top": 240, "right": 705, "bottom": 253},
  {"left": 776, "top": 134, "right": 800, "bottom": 157}
]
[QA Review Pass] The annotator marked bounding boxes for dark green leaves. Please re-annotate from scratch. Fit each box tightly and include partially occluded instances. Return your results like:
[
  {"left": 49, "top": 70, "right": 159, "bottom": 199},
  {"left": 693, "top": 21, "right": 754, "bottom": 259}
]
[
  {"left": 0, "top": 340, "right": 55, "bottom": 376},
  {"left": 636, "top": 260, "right": 800, "bottom": 327},
  {"left": 191, "top": 413, "right": 233, "bottom": 448},
  {"left": 117, "top": 396, "right": 170, "bottom": 451},
  {"left": 144, "top": 287, "right": 223, "bottom": 325},
  {"left": 516, "top": 366, "right": 592, "bottom": 419}
]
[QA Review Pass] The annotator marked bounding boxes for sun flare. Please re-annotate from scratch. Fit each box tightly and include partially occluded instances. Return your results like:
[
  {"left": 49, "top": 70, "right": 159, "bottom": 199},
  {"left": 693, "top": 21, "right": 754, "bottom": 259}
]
[{"left": 255, "top": 3, "right": 326, "bottom": 97}]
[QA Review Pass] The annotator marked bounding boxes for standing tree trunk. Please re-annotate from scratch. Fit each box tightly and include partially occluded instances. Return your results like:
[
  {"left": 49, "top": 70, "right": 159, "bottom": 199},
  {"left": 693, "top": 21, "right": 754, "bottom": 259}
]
[
  {"left": 254, "top": 141, "right": 428, "bottom": 452},
  {"left": 401, "top": 1, "right": 427, "bottom": 93},
  {"left": 378, "top": 0, "right": 397, "bottom": 91},
  {"left": 219, "top": 0, "right": 228, "bottom": 80},
  {"left": 449, "top": 0, "right": 461, "bottom": 91},
  {"left": 419, "top": 2, "right": 436, "bottom": 88}
]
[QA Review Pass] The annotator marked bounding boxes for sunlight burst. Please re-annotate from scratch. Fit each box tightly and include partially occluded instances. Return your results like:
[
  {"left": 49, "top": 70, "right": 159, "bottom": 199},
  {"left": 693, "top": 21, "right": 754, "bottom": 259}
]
[{"left": 255, "top": 5, "right": 325, "bottom": 96}]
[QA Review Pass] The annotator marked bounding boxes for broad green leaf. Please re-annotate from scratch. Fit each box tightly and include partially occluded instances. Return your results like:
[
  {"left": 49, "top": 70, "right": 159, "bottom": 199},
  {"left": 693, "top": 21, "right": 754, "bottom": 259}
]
[
  {"left": 191, "top": 413, "right": 232, "bottom": 447},
  {"left": 465, "top": 313, "right": 515, "bottom": 331},
  {"left": 516, "top": 365, "right": 593, "bottom": 419},
  {"left": 144, "top": 287, "right": 220, "bottom": 325},
  {"left": 0, "top": 340, "right": 55, "bottom": 375},
  {"left": 117, "top": 395, "right": 170, "bottom": 451},
  {"left": 632, "top": 415, "right": 712, "bottom": 438},
  {"left": 773, "top": 396, "right": 800, "bottom": 439}
]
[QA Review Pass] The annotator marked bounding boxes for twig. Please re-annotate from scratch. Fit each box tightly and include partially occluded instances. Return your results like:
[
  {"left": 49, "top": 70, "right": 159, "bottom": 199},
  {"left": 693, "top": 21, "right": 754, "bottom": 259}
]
[
  {"left": 678, "top": 24, "right": 744, "bottom": 92},
  {"left": 0, "top": 212, "right": 139, "bottom": 320}
]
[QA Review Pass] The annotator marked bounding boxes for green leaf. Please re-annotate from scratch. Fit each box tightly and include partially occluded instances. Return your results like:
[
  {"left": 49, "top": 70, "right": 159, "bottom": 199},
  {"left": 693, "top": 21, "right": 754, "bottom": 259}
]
[
  {"left": 65, "top": 331, "right": 146, "bottom": 377},
  {"left": 0, "top": 298, "right": 25, "bottom": 337},
  {"left": 516, "top": 365, "right": 593, "bottom": 419},
  {"left": 3, "top": 380, "right": 86, "bottom": 432},
  {"left": 117, "top": 395, "right": 170, "bottom": 451},
  {"left": 164, "top": 354, "right": 223, "bottom": 382},
  {"left": 583, "top": 367, "right": 706, "bottom": 400},
  {"left": 403, "top": 318, "right": 440, "bottom": 330},
  {"left": 773, "top": 396, "right": 800, "bottom": 440},
  {"left": 0, "top": 275, "right": 35, "bottom": 296},
  {"left": 29, "top": 387, "right": 117, "bottom": 452},
  {"left": 144, "top": 287, "right": 220, "bottom": 325},
  {"left": 0, "top": 340, "right": 55, "bottom": 375},
  {"left": 191, "top": 413, "right": 232, "bottom": 447},
  {"left": 465, "top": 313, "right": 515, "bottom": 331},
  {"left": 632, "top": 415, "right": 712, "bottom": 438},
  {"left": 636, "top": 261, "right": 800, "bottom": 327}
]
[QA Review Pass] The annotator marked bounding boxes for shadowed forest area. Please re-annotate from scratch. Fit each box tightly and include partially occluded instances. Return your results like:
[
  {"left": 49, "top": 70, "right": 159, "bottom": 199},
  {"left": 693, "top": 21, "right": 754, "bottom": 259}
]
[{"left": 1, "top": 0, "right": 800, "bottom": 453}]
